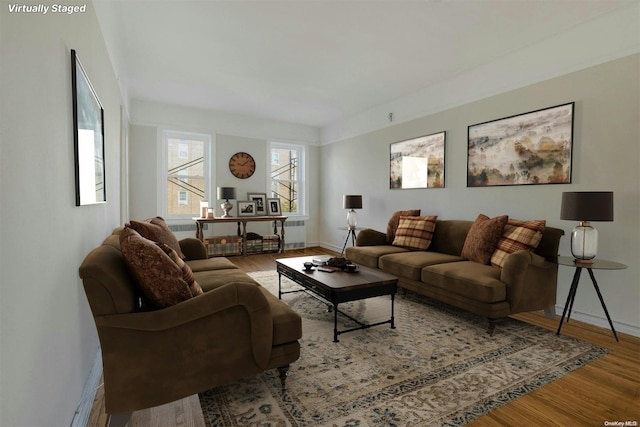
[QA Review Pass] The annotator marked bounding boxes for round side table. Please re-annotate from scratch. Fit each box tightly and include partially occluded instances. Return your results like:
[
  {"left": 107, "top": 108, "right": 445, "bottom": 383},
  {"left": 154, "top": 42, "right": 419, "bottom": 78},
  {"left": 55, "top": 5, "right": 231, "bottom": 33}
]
[{"left": 556, "top": 256, "right": 627, "bottom": 342}]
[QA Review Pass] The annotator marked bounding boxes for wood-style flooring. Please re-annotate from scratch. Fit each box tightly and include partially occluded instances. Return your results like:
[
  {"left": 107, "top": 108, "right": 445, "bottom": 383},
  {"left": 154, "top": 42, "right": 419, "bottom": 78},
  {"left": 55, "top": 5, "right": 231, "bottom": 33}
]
[{"left": 89, "top": 248, "right": 640, "bottom": 426}]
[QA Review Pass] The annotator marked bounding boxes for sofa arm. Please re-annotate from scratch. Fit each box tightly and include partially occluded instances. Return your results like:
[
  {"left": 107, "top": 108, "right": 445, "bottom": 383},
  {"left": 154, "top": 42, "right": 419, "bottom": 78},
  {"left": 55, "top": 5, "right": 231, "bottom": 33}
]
[
  {"left": 356, "top": 228, "right": 388, "bottom": 246},
  {"left": 179, "top": 237, "right": 208, "bottom": 260},
  {"left": 501, "top": 250, "right": 558, "bottom": 313},
  {"left": 95, "top": 281, "right": 273, "bottom": 368}
]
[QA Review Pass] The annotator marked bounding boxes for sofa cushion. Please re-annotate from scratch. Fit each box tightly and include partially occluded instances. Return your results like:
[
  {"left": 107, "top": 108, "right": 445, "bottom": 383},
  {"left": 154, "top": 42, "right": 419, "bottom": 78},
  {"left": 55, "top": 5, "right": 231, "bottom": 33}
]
[
  {"left": 392, "top": 215, "right": 438, "bottom": 250},
  {"left": 490, "top": 219, "right": 546, "bottom": 268},
  {"left": 422, "top": 261, "right": 506, "bottom": 303},
  {"left": 193, "top": 268, "right": 261, "bottom": 293},
  {"left": 386, "top": 209, "right": 421, "bottom": 244},
  {"left": 187, "top": 257, "right": 240, "bottom": 273},
  {"left": 129, "top": 216, "right": 185, "bottom": 259},
  {"left": 119, "top": 227, "right": 193, "bottom": 309},
  {"left": 345, "top": 245, "right": 410, "bottom": 269},
  {"left": 157, "top": 243, "right": 204, "bottom": 296},
  {"left": 461, "top": 214, "right": 508, "bottom": 265},
  {"left": 379, "top": 251, "right": 464, "bottom": 281}
]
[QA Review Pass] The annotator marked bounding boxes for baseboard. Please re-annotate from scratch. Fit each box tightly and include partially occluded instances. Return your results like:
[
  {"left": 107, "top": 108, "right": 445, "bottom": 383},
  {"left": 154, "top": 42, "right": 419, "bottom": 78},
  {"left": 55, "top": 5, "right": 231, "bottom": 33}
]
[
  {"left": 71, "top": 349, "right": 103, "bottom": 427},
  {"left": 552, "top": 305, "right": 640, "bottom": 338}
]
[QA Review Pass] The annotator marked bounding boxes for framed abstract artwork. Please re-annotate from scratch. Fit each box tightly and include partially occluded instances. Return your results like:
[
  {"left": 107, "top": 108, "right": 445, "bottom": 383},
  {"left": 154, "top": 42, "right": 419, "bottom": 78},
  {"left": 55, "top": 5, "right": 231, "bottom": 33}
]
[
  {"left": 389, "top": 131, "right": 446, "bottom": 189},
  {"left": 467, "top": 102, "right": 574, "bottom": 187},
  {"left": 71, "top": 49, "right": 106, "bottom": 206}
]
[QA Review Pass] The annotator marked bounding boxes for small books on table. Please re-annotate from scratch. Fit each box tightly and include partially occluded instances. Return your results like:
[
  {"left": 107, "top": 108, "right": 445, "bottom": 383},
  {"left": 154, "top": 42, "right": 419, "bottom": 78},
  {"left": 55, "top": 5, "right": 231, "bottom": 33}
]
[
  {"left": 317, "top": 266, "right": 340, "bottom": 273},
  {"left": 312, "top": 256, "right": 331, "bottom": 265}
]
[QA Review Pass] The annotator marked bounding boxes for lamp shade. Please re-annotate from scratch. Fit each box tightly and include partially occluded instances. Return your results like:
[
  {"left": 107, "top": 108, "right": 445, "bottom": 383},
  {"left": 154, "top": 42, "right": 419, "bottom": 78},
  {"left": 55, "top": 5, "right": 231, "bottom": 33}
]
[
  {"left": 343, "top": 195, "right": 362, "bottom": 210},
  {"left": 217, "top": 187, "right": 236, "bottom": 200},
  {"left": 560, "top": 192, "right": 613, "bottom": 221}
]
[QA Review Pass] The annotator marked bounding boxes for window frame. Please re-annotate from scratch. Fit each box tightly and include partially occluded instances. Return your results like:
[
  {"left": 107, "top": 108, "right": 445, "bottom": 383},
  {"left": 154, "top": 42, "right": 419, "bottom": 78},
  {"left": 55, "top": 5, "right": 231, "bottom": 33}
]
[
  {"left": 269, "top": 141, "right": 307, "bottom": 217},
  {"left": 159, "top": 129, "right": 213, "bottom": 220}
]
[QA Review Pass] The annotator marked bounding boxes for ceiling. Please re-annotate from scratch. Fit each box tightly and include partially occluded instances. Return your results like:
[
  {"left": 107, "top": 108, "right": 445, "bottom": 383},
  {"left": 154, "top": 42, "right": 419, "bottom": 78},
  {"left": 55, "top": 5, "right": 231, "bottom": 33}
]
[{"left": 97, "top": 0, "right": 634, "bottom": 129}]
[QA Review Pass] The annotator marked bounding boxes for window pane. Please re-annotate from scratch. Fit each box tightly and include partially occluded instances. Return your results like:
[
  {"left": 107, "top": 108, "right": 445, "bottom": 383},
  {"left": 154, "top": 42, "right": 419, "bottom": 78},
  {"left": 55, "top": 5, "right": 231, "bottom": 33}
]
[
  {"left": 271, "top": 179, "right": 297, "bottom": 213},
  {"left": 167, "top": 178, "right": 204, "bottom": 215},
  {"left": 167, "top": 137, "right": 205, "bottom": 215},
  {"left": 168, "top": 138, "right": 203, "bottom": 176},
  {"left": 271, "top": 147, "right": 297, "bottom": 179}
]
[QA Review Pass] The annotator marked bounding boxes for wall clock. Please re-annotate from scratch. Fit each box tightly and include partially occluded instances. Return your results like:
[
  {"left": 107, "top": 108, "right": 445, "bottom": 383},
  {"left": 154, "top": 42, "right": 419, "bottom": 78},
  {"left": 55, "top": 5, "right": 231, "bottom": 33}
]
[{"left": 229, "top": 151, "right": 256, "bottom": 179}]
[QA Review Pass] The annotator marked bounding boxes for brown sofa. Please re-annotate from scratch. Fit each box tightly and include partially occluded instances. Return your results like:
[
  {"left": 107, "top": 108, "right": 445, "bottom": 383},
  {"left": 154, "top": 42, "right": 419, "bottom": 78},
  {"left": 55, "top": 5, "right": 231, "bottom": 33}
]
[
  {"left": 79, "top": 226, "right": 302, "bottom": 416},
  {"left": 346, "top": 216, "right": 564, "bottom": 333}
]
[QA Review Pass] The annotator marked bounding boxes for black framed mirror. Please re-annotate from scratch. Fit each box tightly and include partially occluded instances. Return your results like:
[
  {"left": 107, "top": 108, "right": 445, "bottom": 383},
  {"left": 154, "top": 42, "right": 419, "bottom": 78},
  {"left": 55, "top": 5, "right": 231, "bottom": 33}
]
[{"left": 71, "top": 49, "right": 106, "bottom": 206}]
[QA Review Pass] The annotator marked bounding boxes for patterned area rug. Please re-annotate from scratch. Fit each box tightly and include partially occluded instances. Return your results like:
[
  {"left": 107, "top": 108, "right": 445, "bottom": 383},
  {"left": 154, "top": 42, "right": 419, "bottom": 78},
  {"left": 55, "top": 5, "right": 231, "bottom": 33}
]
[{"left": 199, "top": 270, "right": 607, "bottom": 426}]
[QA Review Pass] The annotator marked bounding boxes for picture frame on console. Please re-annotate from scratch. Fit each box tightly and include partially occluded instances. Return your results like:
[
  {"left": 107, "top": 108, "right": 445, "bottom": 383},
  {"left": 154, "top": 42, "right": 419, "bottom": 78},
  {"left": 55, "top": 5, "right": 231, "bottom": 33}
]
[
  {"left": 390, "top": 131, "right": 446, "bottom": 189},
  {"left": 247, "top": 192, "right": 267, "bottom": 215},
  {"left": 71, "top": 49, "right": 106, "bottom": 206},
  {"left": 238, "top": 201, "right": 256, "bottom": 217},
  {"left": 467, "top": 102, "right": 574, "bottom": 187},
  {"left": 267, "top": 198, "right": 282, "bottom": 216}
]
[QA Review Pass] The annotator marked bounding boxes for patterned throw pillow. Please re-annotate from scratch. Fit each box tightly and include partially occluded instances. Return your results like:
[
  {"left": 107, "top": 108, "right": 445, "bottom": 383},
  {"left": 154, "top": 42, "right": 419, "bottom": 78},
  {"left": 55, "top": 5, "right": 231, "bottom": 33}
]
[
  {"left": 386, "top": 209, "right": 421, "bottom": 244},
  {"left": 129, "top": 216, "right": 185, "bottom": 259},
  {"left": 392, "top": 216, "right": 438, "bottom": 250},
  {"left": 490, "top": 219, "right": 546, "bottom": 269},
  {"left": 157, "top": 243, "right": 204, "bottom": 296},
  {"left": 461, "top": 214, "right": 509, "bottom": 265},
  {"left": 119, "top": 227, "right": 193, "bottom": 309}
]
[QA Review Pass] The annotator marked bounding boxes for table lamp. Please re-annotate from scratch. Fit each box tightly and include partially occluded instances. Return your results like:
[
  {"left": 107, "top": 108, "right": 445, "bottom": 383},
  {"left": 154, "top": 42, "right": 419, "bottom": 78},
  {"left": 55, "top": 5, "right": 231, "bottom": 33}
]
[
  {"left": 217, "top": 187, "right": 237, "bottom": 217},
  {"left": 343, "top": 195, "right": 362, "bottom": 230},
  {"left": 560, "top": 191, "right": 613, "bottom": 264}
]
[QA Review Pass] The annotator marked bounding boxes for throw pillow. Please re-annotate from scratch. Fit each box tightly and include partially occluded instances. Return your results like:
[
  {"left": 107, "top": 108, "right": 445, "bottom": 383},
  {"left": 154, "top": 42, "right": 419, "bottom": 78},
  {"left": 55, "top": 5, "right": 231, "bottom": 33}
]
[
  {"left": 120, "top": 227, "right": 193, "bottom": 309},
  {"left": 392, "top": 215, "right": 438, "bottom": 250},
  {"left": 461, "top": 214, "right": 509, "bottom": 265},
  {"left": 491, "top": 219, "right": 546, "bottom": 269},
  {"left": 129, "top": 216, "right": 185, "bottom": 259},
  {"left": 157, "top": 243, "right": 204, "bottom": 296},
  {"left": 386, "top": 209, "right": 421, "bottom": 244}
]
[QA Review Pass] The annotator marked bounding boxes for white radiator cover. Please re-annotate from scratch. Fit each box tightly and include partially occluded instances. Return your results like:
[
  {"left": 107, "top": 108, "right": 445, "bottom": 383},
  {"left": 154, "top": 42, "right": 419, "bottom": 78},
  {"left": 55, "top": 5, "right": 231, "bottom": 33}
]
[{"left": 284, "top": 219, "right": 306, "bottom": 249}]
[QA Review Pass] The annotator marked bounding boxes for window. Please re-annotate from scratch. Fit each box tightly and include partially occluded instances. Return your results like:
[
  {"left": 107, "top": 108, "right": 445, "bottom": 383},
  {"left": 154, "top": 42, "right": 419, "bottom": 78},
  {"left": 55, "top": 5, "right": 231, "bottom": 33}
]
[
  {"left": 270, "top": 142, "right": 305, "bottom": 215},
  {"left": 161, "top": 130, "right": 212, "bottom": 218}
]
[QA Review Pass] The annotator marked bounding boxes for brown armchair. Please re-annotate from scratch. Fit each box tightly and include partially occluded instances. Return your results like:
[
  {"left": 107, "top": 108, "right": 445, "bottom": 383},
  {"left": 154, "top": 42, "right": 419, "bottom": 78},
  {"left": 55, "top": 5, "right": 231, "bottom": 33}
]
[{"left": 79, "top": 229, "right": 302, "bottom": 420}]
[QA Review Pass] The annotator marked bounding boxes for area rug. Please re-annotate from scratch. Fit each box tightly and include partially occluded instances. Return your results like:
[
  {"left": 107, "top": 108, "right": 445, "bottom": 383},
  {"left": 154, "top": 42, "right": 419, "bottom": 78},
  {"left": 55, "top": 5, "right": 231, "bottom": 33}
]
[{"left": 199, "top": 270, "right": 608, "bottom": 426}]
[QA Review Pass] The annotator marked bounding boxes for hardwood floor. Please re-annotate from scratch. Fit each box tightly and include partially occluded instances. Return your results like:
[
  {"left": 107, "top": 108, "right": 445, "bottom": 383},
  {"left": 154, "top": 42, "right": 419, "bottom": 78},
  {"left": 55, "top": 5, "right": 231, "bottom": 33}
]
[{"left": 89, "top": 248, "right": 640, "bottom": 426}]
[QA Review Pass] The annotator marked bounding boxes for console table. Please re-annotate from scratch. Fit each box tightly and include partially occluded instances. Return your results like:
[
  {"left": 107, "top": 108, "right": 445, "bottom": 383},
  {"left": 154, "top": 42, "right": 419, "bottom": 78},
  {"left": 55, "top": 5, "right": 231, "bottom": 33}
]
[
  {"left": 193, "top": 216, "right": 287, "bottom": 256},
  {"left": 556, "top": 256, "right": 626, "bottom": 342}
]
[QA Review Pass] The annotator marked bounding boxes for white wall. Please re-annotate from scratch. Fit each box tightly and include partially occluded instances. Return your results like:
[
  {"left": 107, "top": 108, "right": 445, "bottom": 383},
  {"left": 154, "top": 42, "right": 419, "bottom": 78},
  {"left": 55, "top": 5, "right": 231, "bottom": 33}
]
[
  {"left": 128, "top": 100, "right": 322, "bottom": 243},
  {"left": 0, "top": 2, "right": 124, "bottom": 425},
  {"left": 320, "top": 55, "right": 640, "bottom": 337}
]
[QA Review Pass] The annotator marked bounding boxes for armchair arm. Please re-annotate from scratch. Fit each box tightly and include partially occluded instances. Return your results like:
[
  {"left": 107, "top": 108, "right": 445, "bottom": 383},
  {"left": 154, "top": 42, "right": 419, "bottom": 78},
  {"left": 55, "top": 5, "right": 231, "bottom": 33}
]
[
  {"left": 179, "top": 237, "right": 208, "bottom": 260},
  {"left": 95, "top": 281, "right": 273, "bottom": 368},
  {"left": 356, "top": 228, "right": 388, "bottom": 246},
  {"left": 501, "top": 250, "right": 558, "bottom": 313}
]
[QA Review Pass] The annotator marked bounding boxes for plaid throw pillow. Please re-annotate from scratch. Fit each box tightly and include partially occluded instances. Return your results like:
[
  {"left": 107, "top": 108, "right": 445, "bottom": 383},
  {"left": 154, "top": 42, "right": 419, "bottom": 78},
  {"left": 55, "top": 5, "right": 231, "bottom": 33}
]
[
  {"left": 386, "top": 209, "right": 421, "bottom": 244},
  {"left": 157, "top": 243, "right": 204, "bottom": 296},
  {"left": 491, "top": 219, "right": 546, "bottom": 269},
  {"left": 392, "top": 216, "right": 438, "bottom": 250}
]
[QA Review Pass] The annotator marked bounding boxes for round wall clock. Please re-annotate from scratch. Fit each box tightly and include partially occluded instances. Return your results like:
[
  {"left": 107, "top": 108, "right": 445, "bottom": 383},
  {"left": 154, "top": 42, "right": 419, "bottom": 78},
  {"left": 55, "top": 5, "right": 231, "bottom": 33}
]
[{"left": 229, "top": 151, "right": 256, "bottom": 179}]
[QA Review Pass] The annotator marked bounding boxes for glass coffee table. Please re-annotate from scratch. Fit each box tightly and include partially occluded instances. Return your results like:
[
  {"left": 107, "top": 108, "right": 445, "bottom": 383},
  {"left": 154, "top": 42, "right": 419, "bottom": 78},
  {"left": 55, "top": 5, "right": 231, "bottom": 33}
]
[{"left": 276, "top": 256, "right": 398, "bottom": 342}]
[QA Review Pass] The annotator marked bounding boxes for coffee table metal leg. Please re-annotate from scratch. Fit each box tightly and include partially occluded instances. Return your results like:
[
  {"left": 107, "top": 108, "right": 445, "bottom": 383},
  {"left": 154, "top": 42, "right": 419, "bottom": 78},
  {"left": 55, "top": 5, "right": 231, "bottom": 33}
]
[
  {"left": 278, "top": 272, "right": 282, "bottom": 300},
  {"left": 333, "top": 303, "right": 339, "bottom": 343},
  {"left": 390, "top": 293, "right": 396, "bottom": 329}
]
